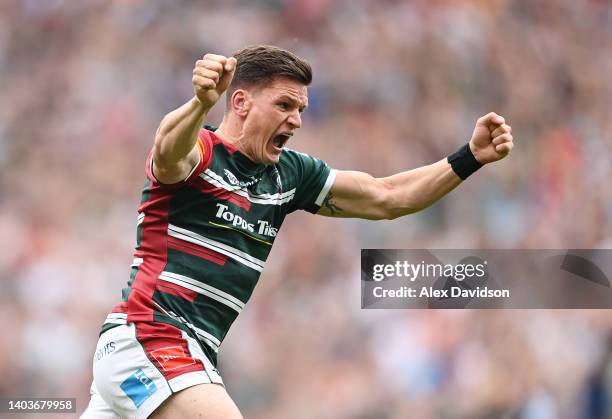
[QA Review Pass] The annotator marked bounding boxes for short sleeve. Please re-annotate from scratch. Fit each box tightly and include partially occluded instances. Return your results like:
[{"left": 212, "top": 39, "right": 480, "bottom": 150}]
[
  {"left": 145, "top": 129, "right": 214, "bottom": 188},
  {"left": 281, "top": 149, "right": 337, "bottom": 214}
]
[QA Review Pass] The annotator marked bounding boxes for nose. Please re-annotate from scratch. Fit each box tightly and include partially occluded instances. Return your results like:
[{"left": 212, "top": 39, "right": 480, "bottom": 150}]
[{"left": 287, "top": 109, "right": 302, "bottom": 129}]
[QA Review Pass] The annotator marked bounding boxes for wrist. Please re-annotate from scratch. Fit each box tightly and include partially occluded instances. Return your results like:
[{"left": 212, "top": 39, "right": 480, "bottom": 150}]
[
  {"left": 191, "top": 96, "right": 212, "bottom": 115},
  {"left": 468, "top": 141, "right": 486, "bottom": 165},
  {"left": 448, "top": 142, "right": 483, "bottom": 180}
]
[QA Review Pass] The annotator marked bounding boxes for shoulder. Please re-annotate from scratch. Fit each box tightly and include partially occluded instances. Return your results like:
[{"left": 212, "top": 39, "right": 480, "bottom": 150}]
[{"left": 278, "top": 147, "right": 321, "bottom": 172}]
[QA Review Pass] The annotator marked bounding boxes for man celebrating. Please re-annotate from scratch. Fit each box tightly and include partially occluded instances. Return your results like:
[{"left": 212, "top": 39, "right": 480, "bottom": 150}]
[{"left": 82, "top": 45, "right": 513, "bottom": 418}]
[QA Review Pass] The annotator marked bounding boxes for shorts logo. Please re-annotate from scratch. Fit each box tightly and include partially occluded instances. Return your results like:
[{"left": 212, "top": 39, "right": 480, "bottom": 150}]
[
  {"left": 120, "top": 369, "right": 157, "bottom": 408},
  {"left": 150, "top": 346, "right": 196, "bottom": 371},
  {"left": 94, "top": 341, "right": 115, "bottom": 361}
]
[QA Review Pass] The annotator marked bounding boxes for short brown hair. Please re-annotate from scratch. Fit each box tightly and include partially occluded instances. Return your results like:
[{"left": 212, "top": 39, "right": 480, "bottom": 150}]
[{"left": 226, "top": 45, "right": 312, "bottom": 106}]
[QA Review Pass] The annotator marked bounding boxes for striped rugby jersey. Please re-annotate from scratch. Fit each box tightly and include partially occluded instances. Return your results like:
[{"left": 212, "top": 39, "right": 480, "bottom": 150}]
[{"left": 103, "top": 128, "right": 336, "bottom": 365}]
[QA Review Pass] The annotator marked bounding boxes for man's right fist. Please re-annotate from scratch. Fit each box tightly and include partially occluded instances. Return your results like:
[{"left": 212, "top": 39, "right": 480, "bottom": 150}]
[{"left": 192, "top": 54, "right": 237, "bottom": 110}]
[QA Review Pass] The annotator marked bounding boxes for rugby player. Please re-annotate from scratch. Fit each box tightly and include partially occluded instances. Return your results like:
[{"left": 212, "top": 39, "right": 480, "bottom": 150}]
[{"left": 81, "top": 45, "right": 513, "bottom": 419}]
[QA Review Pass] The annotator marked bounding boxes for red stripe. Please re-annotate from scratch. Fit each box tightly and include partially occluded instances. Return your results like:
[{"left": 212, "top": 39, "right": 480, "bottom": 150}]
[
  {"left": 192, "top": 175, "right": 251, "bottom": 211},
  {"left": 127, "top": 187, "right": 172, "bottom": 323},
  {"left": 198, "top": 129, "right": 214, "bottom": 169},
  {"left": 156, "top": 281, "right": 198, "bottom": 302},
  {"left": 167, "top": 236, "right": 227, "bottom": 266},
  {"left": 135, "top": 322, "right": 205, "bottom": 381},
  {"left": 111, "top": 302, "right": 128, "bottom": 313},
  {"left": 210, "top": 131, "right": 237, "bottom": 154}
]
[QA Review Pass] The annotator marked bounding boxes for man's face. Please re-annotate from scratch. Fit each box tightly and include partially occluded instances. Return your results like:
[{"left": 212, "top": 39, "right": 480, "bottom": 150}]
[{"left": 240, "top": 77, "right": 308, "bottom": 165}]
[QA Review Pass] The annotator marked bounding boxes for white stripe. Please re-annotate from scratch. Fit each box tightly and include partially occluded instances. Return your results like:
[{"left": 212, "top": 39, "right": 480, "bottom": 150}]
[
  {"left": 159, "top": 271, "right": 245, "bottom": 313},
  {"left": 191, "top": 328, "right": 220, "bottom": 353},
  {"left": 248, "top": 192, "right": 295, "bottom": 205},
  {"left": 137, "top": 213, "right": 145, "bottom": 225},
  {"left": 202, "top": 170, "right": 243, "bottom": 192},
  {"left": 200, "top": 170, "right": 295, "bottom": 205},
  {"left": 104, "top": 312, "right": 127, "bottom": 325},
  {"left": 103, "top": 319, "right": 127, "bottom": 325},
  {"left": 315, "top": 169, "right": 338, "bottom": 206},
  {"left": 153, "top": 303, "right": 221, "bottom": 353},
  {"left": 160, "top": 271, "right": 245, "bottom": 309},
  {"left": 168, "top": 224, "right": 265, "bottom": 272},
  {"left": 184, "top": 149, "right": 202, "bottom": 180},
  {"left": 131, "top": 257, "right": 143, "bottom": 268}
]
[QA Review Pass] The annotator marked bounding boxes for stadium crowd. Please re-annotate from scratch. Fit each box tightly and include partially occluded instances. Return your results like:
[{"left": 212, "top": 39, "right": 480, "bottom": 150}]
[{"left": 1, "top": 0, "right": 612, "bottom": 417}]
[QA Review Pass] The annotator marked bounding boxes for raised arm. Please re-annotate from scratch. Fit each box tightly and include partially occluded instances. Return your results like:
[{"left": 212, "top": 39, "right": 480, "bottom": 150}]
[
  {"left": 317, "top": 113, "right": 514, "bottom": 220},
  {"left": 152, "top": 54, "right": 236, "bottom": 184}
]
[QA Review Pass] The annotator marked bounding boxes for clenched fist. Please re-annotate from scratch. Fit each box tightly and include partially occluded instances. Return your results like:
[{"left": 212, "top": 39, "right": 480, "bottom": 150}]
[
  {"left": 192, "top": 53, "right": 237, "bottom": 110},
  {"left": 469, "top": 112, "right": 514, "bottom": 164}
]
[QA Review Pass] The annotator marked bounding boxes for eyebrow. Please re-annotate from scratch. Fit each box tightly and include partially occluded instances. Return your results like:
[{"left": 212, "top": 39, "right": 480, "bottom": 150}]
[{"left": 277, "top": 94, "right": 308, "bottom": 111}]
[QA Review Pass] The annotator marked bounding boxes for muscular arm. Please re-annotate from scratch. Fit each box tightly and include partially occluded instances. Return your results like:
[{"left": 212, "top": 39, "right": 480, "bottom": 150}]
[
  {"left": 318, "top": 159, "right": 461, "bottom": 220},
  {"left": 152, "top": 98, "right": 208, "bottom": 184},
  {"left": 152, "top": 54, "right": 236, "bottom": 184},
  {"left": 317, "top": 112, "right": 514, "bottom": 220}
]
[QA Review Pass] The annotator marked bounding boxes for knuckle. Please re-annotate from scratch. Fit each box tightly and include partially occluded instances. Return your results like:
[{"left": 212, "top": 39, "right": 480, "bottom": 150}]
[
  {"left": 203, "top": 61, "right": 222, "bottom": 72},
  {"left": 204, "top": 53, "right": 226, "bottom": 62},
  {"left": 207, "top": 69, "right": 220, "bottom": 79}
]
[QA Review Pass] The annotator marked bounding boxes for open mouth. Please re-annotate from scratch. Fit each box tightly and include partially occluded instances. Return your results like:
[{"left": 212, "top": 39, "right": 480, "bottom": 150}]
[{"left": 272, "top": 133, "right": 292, "bottom": 151}]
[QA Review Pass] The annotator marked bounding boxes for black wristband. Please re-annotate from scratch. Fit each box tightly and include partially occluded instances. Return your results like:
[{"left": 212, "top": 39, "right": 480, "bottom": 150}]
[{"left": 447, "top": 143, "right": 483, "bottom": 180}]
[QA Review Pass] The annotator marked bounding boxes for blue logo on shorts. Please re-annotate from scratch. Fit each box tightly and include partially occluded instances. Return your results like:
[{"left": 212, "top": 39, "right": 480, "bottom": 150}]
[{"left": 120, "top": 369, "right": 157, "bottom": 408}]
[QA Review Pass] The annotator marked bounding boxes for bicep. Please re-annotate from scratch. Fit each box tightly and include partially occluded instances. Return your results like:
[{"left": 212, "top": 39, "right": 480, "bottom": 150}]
[
  {"left": 152, "top": 140, "right": 203, "bottom": 185},
  {"left": 316, "top": 170, "right": 392, "bottom": 219}
]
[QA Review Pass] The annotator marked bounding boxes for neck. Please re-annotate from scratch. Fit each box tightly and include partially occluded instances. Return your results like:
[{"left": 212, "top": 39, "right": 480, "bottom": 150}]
[{"left": 215, "top": 115, "right": 244, "bottom": 150}]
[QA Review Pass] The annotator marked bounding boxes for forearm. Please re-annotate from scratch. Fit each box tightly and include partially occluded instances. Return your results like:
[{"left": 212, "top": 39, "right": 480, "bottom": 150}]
[
  {"left": 320, "top": 113, "right": 513, "bottom": 221},
  {"left": 319, "top": 160, "right": 462, "bottom": 220},
  {"left": 154, "top": 96, "right": 209, "bottom": 164},
  {"left": 381, "top": 159, "right": 462, "bottom": 218}
]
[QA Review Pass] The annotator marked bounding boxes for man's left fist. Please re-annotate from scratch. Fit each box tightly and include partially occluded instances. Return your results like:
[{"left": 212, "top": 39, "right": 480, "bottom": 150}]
[{"left": 469, "top": 112, "right": 514, "bottom": 164}]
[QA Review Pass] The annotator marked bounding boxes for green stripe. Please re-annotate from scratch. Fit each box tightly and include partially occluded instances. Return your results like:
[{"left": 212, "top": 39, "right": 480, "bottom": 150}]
[
  {"left": 166, "top": 251, "right": 258, "bottom": 302},
  {"left": 153, "top": 291, "right": 236, "bottom": 343},
  {"left": 99, "top": 323, "right": 120, "bottom": 336},
  {"left": 140, "top": 178, "right": 151, "bottom": 204}
]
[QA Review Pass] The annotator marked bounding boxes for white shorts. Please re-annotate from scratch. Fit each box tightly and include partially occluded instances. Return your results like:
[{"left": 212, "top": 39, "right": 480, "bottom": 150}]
[{"left": 80, "top": 322, "right": 223, "bottom": 419}]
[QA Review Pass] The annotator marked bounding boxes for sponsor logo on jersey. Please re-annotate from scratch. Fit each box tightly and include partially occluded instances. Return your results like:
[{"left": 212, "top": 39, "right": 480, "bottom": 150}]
[
  {"left": 215, "top": 203, "right": 278, "bottom": 237},
  {"left": 150, "top": 346, "right": 196, "bottom": 371},
  {"left": 223, "top": 169, "right": 260, "bottom": 188},
  {"left": 120, "top": 369, "right": 157, "bottom": 408},
  {"left": 94, "top": 341, "right": 116, "bottom": 361}
]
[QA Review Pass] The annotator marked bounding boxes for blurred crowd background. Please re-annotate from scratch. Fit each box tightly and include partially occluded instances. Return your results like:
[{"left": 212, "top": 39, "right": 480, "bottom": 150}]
[{"left": 1, "top": 0, "right": 612, "bottom": 418}]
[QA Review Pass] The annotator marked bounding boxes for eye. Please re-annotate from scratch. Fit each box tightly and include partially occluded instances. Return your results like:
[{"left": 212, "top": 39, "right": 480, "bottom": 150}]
[{"left": 278, "top": 102, "right": 290, "bottom": 111}]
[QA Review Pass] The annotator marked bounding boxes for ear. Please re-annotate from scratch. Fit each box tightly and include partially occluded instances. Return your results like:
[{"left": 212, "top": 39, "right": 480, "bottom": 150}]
[{"left": 231, "top": 89, "right": 251, "bottom": 117}]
